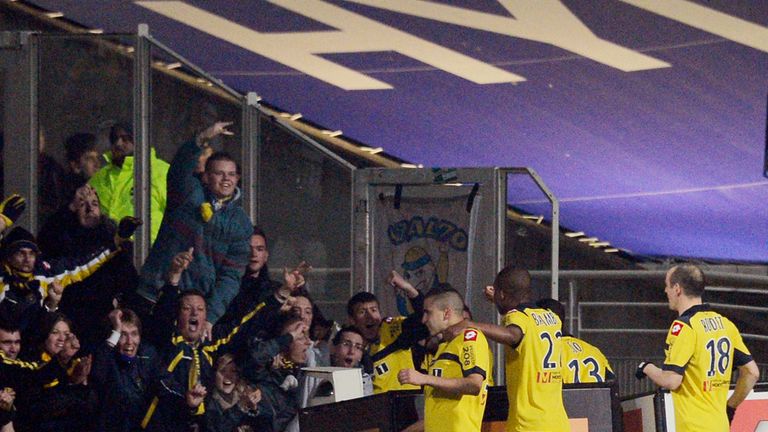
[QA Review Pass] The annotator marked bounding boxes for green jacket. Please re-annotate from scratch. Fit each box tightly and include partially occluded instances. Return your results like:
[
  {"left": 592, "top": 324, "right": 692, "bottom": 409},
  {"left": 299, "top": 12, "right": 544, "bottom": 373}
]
[{"left": 89, "top": 148, "right": 170, "bottom": 243}]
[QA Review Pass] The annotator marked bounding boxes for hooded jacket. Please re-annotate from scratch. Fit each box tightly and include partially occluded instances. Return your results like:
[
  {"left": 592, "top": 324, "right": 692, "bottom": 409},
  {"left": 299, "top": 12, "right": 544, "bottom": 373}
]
[{"left": 137, "top": 140, "right": 251, "bottom": 325}]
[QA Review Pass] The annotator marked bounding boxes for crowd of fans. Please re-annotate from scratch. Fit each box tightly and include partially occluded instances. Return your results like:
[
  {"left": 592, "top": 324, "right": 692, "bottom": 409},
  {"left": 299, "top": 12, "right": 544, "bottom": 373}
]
[
  {"left": 0, "top": 121, "right": 625, "bottom": 432},
  {"left": 0, "top": 121, "right": 439, "bottom": 432}
]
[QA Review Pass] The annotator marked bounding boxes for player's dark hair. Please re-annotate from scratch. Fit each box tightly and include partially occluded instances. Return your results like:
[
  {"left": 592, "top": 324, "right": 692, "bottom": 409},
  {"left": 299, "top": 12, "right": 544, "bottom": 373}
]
[
  {"left": 424, "top": 285, "right": 465, "bottom": 312},
  {"left": 252, "top": 225, "right": 268, "bottom": 247},
  {"left": 204, "top": 151, "right": 240, "bottom": 174},
  {"left": 332, "top": 326, "right": 364, "bottom": 346},
  {"left": 0, "top": 315, "right": 20, "bottom": 335},
  {"left": 669, "top": 265, "right": 705, "bottom": 297},
  {"left": 347, "top": 292, "right": 378, "bottom": 317},
  {"left": 64, "top": 133, "right": 97, "bottom": 163},
  {"left": 494, "top": 266, "right": 532, "bottom": 299},
  {"left": 109, "top": 123, "right": 132, "bottom": 146},
  {"left": 118, "top": 308, "right": 142, "bottom": 334},
  {"left": 177, "top": 289, "right": 207, "bottom": 314}
]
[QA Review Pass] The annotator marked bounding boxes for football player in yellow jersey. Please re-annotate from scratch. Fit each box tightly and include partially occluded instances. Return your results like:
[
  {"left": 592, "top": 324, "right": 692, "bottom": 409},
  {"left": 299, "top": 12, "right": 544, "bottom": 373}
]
[
  {"left": 637, "top": 265, "right": 759, "bottom": 432},
  {"left": 347, "top": 271, "right": 429, "bottom": 394},
  {"left": 460, "top": 266, "right": 570, "bottom": 432},
  {"left": 537, "top": 298, "right": 614, "bottom": 384},
  {"left": 398, "top": 288, "right": 490, "bottom": 432}
]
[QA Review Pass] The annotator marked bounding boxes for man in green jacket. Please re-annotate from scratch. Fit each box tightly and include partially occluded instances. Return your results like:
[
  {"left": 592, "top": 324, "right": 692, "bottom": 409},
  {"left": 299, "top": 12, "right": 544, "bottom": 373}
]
[{"left": 89, "top": 123, "right": 169, "bottom": 243}]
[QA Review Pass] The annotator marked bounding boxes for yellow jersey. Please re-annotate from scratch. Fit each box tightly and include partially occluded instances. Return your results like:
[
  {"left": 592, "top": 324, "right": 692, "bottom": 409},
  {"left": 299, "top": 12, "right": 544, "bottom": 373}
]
[
  {"left": 561, "top": 335, "right": 614, "bottom": 384},
  {"left": 369, "top": 316, "right": 419, "bottom": 393},
  {"left": 503, "top": 304, "right": 570, "bottom": 432},
  {"left": 663, "top": 304, "right": 753, "bottom": 432},
  {"left": 424, "top": 327, "right": 490, "bottom": 432}
]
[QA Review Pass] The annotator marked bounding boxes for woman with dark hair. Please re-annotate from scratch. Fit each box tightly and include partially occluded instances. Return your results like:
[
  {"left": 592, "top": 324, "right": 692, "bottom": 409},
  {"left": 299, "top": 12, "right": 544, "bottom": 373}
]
[
  {"left": 15, "top": 312, "right": 94, "bottom": 432},
  {"left": 205, "top": 353, "right": 270, "bottom": 432}
]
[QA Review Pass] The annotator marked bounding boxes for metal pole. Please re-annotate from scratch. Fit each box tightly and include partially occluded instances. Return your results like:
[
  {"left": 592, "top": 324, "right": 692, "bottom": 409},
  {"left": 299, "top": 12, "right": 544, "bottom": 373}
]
[
  {"left": 3, "top": 32, "right": 40, "bottom": 231},
  {"left": 133, "top": 24, "right": 151, "bottom": 267},
  {"left": 529, "top": 269, "right": 768, "bottom": 288},
  {"left": 568, "top": 279, "right": 578, "bottom": 336},
  {"left": 523, "top": 168, "right": 559, "bottom": 299},
  {"left": 27, "top": 33, "right": 39, "bottom": 233},
  {"left": 241, "top": 92, "right": 260, "bottom": 223},
  {"left": 494, "top": 168, "right": 507, "bottom": 386}
]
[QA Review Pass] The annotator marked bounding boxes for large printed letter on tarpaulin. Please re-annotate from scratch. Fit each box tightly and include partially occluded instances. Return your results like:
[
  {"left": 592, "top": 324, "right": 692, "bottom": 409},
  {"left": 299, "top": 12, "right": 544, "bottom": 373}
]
[{"left": 373, "top": 185, "right": 479, "bottom": 317}]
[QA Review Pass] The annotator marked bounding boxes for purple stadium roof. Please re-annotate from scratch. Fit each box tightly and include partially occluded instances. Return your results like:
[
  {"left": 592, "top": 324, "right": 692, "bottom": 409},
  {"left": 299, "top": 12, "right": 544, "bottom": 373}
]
[{"left": 26, "top": 0, "right": 768, "bottom": 261}]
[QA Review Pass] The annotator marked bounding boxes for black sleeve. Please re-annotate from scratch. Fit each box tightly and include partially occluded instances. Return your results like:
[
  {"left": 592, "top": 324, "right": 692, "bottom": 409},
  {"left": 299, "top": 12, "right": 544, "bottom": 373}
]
[
  {"left": 0, "top": 407, "right": 14, "bottom": 427},
  {"left": 211, "top": 294, "right": 285, "bottom": 354},
  {"left": 148, "top": 283, "right": 182, "bottom": 344},
  {"left": 398, "top": 310, "right": 430, "bottom": 348},
  {"left": 409, "top": 292, "right": 424, "bottom": 315},
  {"left": 244, "top": 334, "right": 293, "bottom": 370},
  {"left": 0, "top": 355, "right": 67, "bottom": 391}
]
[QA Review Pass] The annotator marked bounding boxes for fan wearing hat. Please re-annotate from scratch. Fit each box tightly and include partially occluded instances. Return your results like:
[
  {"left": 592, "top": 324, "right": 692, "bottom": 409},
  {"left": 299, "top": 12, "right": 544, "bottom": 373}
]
[{"left": 0, "top": 217, "right": 141, "bottom": 333}]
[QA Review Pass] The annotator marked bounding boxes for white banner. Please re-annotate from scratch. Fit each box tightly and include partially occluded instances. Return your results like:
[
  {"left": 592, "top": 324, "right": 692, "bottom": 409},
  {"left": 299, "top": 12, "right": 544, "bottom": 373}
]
[{"left": 373, "top": 187, "right": 478, "bottom": 317}]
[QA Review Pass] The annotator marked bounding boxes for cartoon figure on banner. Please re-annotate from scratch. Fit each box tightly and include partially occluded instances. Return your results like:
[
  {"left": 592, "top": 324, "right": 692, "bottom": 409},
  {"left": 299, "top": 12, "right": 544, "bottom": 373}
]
[
  {"left": 397, "top": 245, "right": 448, "bottom": 315},
  {"left": 387, "top": 215, "right": 469, "bottom": 316}
]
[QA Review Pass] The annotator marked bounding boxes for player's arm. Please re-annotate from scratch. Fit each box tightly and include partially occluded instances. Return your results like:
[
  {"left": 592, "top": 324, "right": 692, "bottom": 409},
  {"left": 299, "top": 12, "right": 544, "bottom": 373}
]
[
  {"left": 464, "top": 320, "right": 522, "bottom": 347},
  {"left": 638, "top": 320, "right": 692, "bottom": 390},
  {"left": 727, "top": 360, "right": 759, "bottom": 411},
  {"left": 638, "top": 363, "right": 683, "bottom": 390},
  {"left": 397, "top": 368, "right": 484, "bottom": 396}
]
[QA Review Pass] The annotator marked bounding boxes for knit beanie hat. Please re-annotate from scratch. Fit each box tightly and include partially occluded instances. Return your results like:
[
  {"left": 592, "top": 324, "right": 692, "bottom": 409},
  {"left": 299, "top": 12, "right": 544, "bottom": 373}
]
[{"left": 1, "top": 226, "right": 40, "bottom": 259}]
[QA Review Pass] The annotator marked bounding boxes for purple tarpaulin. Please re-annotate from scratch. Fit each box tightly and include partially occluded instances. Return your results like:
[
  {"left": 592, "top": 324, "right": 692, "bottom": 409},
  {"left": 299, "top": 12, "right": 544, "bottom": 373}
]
[{"left": 25, "top": 0, "right": 768, "bottom": 261}]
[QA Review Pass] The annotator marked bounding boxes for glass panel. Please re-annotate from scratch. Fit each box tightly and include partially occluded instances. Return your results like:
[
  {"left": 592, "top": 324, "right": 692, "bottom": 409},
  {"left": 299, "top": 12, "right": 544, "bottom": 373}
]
[
  {"left": 0, "top": 67, "right": 5, "bottom": 198},
  {"left": 370, "top": 180, "right": 480, "bottom": 318},
  {"left": 259, "top": 115, "right": 353, "bottom": 323},
  {"left": 505, "top": 171, "right": 555, "bottom": 300},
  {"left": 0, "top": 32, "right": 36, "bottom": 230},
  {"left": 36, "top": 34, "right": 135, "bottom": 229},
  {"left": 148, "top": 42, "right": 243, "bottom": 245}
]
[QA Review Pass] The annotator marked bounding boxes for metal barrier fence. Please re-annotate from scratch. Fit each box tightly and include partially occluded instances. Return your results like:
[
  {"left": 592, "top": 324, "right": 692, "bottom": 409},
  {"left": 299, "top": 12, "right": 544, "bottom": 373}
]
[
  {"left": 0, "top": 26, "right": 357, "bottom": 321},
  {"left": 535, "top": 270, "right": 768, "bottom": 398},
  {"left": 612, "top": 358, "right": 768, "bottom": 399}
]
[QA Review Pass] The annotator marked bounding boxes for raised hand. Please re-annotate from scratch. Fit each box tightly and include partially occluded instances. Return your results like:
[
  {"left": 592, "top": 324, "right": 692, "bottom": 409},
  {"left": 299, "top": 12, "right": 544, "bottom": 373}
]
[
  {"left": 284, "top": 261, "right": 311, "bottom": 291},
  {"left": 388, "top": 270, "right": 418, "bottom": 299},
  {"left": 69, "top": 354, "right": 92, "bottom": 385},
  {"left": 279, "top": 296, "right": 297, "bottom": 314},
  {"left": 197, "top": 121, "right": 234, "bottom": 146},
  {"left": 0, "top": 194, "right": 26, "bottom": 229},
  {"left": 186, "top": 383, "right": 207, "bottom": 408},
  {"left": 202, "top": 320, "right": 213, "bottom": 342},
  {"left": 44, "top": 281, "right": 64, "bottom": 311},
  {"left": 0, "top": 387, "right": 15, "bottom": 411},
  {"left": 58, "top": 333, "right": 81, "bottom": 366},
  {"left": 483, "top": 285, "right": 495, "bottom": 303},
  {"left": 240, "top": 386, "right": 262, "bottom": 412},
  {"left": 108, "top": 309, "right": 124, "bottom": 332},
  {"left": 167, "top": 247, "right": 194, "bottom": 285},
  {"left": 276, "top": 261, "right": 312, "bottom": 300},
  {"left": 117, "top": 216, "right": 142, "bottom": 240}
]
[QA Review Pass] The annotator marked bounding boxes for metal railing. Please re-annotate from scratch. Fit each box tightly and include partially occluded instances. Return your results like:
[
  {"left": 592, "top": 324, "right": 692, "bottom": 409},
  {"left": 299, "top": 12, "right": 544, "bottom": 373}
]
[{"left": 529, "top": 270, "right": 768, "bottom": 397}]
